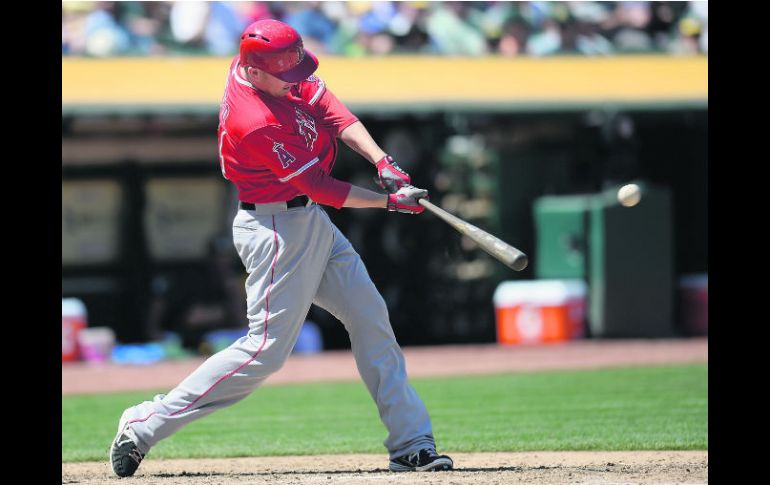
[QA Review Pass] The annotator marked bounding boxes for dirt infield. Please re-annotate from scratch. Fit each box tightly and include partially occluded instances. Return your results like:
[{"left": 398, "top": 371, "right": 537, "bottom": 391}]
[
  {"left": 62, "top": 451, "right": 707, "bottom": 484},
  {"left": 63, "top": 338, "right": 708, "bottom": 484}
]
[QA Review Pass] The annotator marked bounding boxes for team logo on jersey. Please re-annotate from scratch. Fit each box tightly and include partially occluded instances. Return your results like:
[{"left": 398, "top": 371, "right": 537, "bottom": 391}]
[
  {"left": 294, "top": 108, "right": 318, "bottom": 151},
  {"left": 272, "top": 142, "right": 296, "bottom": 169}
]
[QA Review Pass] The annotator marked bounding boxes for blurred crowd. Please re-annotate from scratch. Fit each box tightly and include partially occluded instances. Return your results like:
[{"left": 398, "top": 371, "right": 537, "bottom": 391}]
[{"left": 62, "top": 1, "right": 708, "bottom": 58}]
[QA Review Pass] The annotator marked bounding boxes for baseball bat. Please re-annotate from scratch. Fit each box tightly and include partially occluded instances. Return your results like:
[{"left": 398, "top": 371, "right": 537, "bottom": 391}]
[{"left": 418, "top": 199, "right": 528, "bottom": 271}]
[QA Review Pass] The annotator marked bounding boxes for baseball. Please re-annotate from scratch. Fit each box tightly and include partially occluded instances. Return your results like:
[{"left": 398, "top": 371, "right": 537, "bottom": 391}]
[{"left": 617, "top": 184, "right": 641, "bottom": 207}]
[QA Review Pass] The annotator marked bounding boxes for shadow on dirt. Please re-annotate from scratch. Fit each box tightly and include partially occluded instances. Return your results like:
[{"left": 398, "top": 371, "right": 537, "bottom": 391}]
[{"left": 151, "top": 466, "right": 530, "bottom": 478}]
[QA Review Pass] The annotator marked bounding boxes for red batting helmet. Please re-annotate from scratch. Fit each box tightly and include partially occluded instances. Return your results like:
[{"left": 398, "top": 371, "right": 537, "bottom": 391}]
[{"left": 239, "top": 19, "right": 318, "bottom": 83}]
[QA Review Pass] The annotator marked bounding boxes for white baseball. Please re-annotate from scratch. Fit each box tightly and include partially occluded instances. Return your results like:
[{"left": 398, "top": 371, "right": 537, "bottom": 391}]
[{"left": 617, "top": 184, "right": 641, "bottom": 207}]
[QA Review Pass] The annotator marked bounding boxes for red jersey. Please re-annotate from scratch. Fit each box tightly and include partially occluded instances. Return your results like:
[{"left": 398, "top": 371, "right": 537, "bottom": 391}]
[{"left": 217, "top": 57, "right": 358, "bottom": 208}]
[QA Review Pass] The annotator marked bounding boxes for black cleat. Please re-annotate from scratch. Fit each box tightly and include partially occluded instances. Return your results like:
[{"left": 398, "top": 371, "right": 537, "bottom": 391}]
[
  {"left": 389, "top": 448, "right": 454, "bottom": 472},
  {"left": 110, "top": 412, "right": 145, "bottom": 477}
]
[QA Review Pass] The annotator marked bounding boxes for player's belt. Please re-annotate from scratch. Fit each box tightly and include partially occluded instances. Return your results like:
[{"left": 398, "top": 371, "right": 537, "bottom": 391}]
[{"left": 239, "top": 195, "right": 311, "bottom": 210}]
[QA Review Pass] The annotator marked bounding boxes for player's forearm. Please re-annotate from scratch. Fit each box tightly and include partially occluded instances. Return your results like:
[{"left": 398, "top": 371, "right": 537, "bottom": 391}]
[
  {"left": 342, "top": 185, "right": 388, "bottom": 209},
  {"left": 338, "top": 121, "right": 387, "bottom": 165}
]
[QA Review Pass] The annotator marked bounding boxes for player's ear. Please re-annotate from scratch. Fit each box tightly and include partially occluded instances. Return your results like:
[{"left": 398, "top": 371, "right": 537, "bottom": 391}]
[
  {"left": 249, "top": 66, "right": 266, "bottom": 82},
  {"left": 243, "top": 65, "right": 256, "bottom": 81}
]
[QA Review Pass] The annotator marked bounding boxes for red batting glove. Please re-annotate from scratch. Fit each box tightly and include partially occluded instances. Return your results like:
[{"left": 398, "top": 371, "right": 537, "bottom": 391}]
[
  {"left": 387, "top": 185, "right": 428, "bottom": 214},
  {"left": 375, "top": 155, "right": 411, "bottom": 194}
]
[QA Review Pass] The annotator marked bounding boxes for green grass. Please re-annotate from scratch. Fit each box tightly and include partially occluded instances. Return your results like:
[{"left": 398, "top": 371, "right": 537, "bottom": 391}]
[{"left": 62, "top": 363, "right": 707, "bottom": 462}]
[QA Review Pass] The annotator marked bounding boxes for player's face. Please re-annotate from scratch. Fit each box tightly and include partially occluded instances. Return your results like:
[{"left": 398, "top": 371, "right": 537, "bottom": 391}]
[{"left": 250, "top": 68, "right": 297, "bottom": 97}]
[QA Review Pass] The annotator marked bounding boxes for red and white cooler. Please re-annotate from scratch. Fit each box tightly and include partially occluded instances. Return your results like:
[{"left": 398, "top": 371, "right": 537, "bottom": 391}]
[
  {"left": 62, "top": 298, "right": 87, "bottom": 362},
  {"left": 493, "top": 279, "right": 587, "bottom": 345}
]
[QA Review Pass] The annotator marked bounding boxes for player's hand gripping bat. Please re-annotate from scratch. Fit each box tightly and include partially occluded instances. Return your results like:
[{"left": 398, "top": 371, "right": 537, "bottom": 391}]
[{"left": 418, "top": 198, "right": 528, "bottom": 271}]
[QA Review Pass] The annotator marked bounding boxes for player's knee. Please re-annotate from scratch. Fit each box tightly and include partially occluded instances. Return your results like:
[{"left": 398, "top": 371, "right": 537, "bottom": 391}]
[
  {"left": 245, "top": 353, "right": 289, "bottom": 377},
  {"left": 364, "top": 290, "right": 389, "bottom": 316},
  {"left": 344, "top": 294, "right": 388, "bottom": 326},
  {"left": 241, "top": 334, "right": 293, "bottom": 375}
]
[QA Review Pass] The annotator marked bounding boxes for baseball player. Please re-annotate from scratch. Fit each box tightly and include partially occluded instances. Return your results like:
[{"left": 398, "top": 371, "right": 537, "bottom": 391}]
[{"left": 110, "top": 19, "right": 453, "bottom": 477}]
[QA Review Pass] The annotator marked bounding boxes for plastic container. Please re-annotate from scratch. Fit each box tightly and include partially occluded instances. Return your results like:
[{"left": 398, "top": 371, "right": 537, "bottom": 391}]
[
  {"left": 678, "top": 273, "right": 708, "bottom": 336},
  {"left": 62, "top": 298, "right": 88, "bottom": 362},
  {"left": 293, "top": 320, "right": 323, "bottom": 354},
  {"left": 77, "top": 327, "right": 116, "bottom": 363},
  {"left": 110, "top": 343, "right": 166, "bottom": 365},
  {"left": 493, "top": 279, "right": 587, "bottom": 345}
]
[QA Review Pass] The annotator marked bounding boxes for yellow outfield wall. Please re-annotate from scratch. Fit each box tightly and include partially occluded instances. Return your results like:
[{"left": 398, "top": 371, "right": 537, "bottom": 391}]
[{"left": 62, "top": 55, "right": 707, "bottom": 108}]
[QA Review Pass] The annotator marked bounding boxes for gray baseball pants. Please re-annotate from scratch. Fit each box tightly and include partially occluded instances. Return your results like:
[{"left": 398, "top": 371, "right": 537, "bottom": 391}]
[{"left": 120, "top": 203, "right": 436, "bottom": 459}]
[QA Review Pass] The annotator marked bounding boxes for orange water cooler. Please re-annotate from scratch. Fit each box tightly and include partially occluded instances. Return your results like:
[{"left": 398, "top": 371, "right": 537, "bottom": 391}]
[{"left": 493, "top": 280, "right": 587, "bottom": 345}]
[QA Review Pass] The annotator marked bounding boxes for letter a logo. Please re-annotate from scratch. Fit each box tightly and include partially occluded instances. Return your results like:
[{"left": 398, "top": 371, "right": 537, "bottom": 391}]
[{"left": 272, "top": 142, "right": 296, "bottom": 169}]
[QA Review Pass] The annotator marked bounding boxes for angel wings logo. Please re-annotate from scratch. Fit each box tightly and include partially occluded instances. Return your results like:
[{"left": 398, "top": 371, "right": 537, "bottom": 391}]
[{"left": 294, "top": 108, "right": 318, "bottom": 151}]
